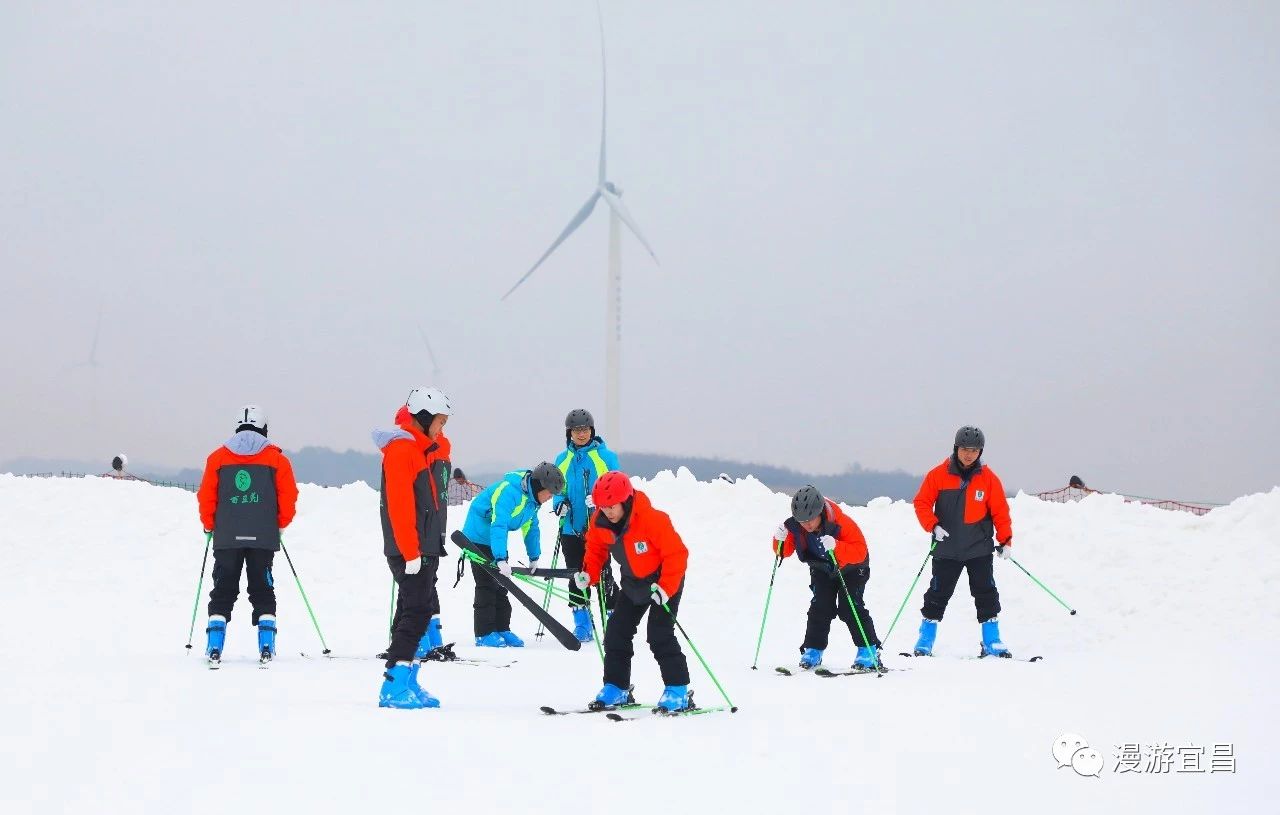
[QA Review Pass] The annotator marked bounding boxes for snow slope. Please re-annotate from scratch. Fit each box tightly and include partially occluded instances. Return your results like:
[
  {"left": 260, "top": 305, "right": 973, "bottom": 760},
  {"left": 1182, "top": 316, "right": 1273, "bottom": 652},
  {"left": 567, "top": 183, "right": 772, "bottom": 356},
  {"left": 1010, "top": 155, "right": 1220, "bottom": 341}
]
[{"left": 1, "top": 471, "right": 1275, "bottom": 814}]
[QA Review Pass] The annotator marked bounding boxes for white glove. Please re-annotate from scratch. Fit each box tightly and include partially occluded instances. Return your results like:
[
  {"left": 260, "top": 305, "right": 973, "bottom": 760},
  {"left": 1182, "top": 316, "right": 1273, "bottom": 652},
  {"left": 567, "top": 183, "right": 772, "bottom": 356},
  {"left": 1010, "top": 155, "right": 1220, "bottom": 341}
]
[
  {"left": 819, "top": 534, "right": 838, "bottom": 554},
  {"left": 404, "top": 556, "right": 423, "bottom": 576},
  {"left": 933, "top": 525, "right": 950, "bottom": 542},
  {"left": 528, "top": 558, "right": 540, "bottom": 574},
  {"left": 554, "top": 502, "right": 569, "bottom": 518},
  {"left": 774, "top": 524, "right": 788, "bottom": 542},
  {"left": 650, "top": 585, "right": 670, "bottom": 606},
  {"left": 573, "top": 571, "right": 591, "bottom": 589},
  {"left": 496, "top": 560, "right": 512, "bottom": 577},
  {"left": 585, "top": 495, "right": 595, "bottom": 510},
  {"left": 995, "top": 542, "right": 1012, "bottom": 560}
]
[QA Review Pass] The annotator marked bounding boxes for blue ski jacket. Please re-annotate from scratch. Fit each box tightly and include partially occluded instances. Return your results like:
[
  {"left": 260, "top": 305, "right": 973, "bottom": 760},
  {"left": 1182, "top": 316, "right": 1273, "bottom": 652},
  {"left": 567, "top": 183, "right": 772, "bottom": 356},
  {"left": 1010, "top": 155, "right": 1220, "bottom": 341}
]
[
  {"left": 551, "top": 436, "right": 620, "bottom": 536},
  {"left": 461, "top": 470, "right": 543, "bottom": 562}
]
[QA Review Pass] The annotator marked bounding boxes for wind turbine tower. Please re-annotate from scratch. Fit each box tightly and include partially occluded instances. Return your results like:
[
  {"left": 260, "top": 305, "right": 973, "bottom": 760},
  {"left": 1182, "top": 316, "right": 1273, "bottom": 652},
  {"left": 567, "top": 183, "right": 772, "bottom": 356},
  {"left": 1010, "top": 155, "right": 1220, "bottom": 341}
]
[{"left": 501, "top": 1, "right": 657, "bottom": 447}]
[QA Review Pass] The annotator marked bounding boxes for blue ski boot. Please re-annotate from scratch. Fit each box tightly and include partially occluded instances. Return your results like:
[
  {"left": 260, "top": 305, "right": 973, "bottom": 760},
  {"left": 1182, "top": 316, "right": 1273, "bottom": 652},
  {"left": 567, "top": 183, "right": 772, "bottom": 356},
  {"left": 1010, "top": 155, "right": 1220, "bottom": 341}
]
[
  {"left": 656, "top": 685, "right": 691, "bottom": 713},
  {"left": 913, "top": 618, "right": 938, "bottom": 656},
  {"left": 498, "top": 630, "right": 525, "bottom": 647},
  {"left": 572, "top": 608, "right": 593, "bottom": 643},
  {"left": 980, "top": 617, "right": 1011, "bottom": 658},
  {"left": 408, "top": 663, "right": 441, "bottom": 708},
  {"left": 205, "top": 615, "right": 227, "bottom": 666},
  {"left": 426, "top": 616, "right": 443, "bottom": 649},
  {"left": 256, "top": 615, "right": 277, "bottom": 664},
  {"left": 475, "top": 632, "right": 507, "bottom": 648},
  {"left": 853, "top": 645, "right": 880, "bottom": 670},
  {"left": 798, "top": 647, "right": 823, "bottom": 670},
  {"left": 592, "top": 683, "right": 634, "bottom": 709},
  {"left": 379, "top": 663, "right": 428, "bottom": 709}
]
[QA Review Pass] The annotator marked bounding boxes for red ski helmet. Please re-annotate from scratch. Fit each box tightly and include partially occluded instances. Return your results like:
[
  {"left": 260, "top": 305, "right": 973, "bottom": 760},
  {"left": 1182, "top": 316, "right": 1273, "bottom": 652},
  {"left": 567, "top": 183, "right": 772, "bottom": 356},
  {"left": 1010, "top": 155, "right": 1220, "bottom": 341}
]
[{"left": 592, "top": 471, "right": 634, "bottom": 507}]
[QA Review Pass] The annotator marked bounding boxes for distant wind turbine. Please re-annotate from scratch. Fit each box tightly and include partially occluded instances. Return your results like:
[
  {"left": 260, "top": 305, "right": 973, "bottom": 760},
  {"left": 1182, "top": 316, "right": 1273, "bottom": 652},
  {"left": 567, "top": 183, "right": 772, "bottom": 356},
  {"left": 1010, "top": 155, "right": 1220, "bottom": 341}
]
[
  {"left": 416, "top": 324, "right": 443, "bottom": 382},
  {"left": 501, "top": 0, "right": 658, "bottom": 447}
]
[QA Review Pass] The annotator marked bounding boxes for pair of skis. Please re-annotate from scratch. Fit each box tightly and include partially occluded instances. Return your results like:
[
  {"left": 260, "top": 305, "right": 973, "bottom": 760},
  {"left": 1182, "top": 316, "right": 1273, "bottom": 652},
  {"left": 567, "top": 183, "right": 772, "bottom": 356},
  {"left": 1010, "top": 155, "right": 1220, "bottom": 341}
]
[
  {"left": 898, "top": 650, "right": 1044, "bottom": 663},
  {"left": 540, "top": 703, "right": 735, "bottom": 722},
  {"left": 774, "top": 665, "right": 900, "bottom": 677},
  {"left": 300, "top": 651, "right": 518, "bottom": 669}
]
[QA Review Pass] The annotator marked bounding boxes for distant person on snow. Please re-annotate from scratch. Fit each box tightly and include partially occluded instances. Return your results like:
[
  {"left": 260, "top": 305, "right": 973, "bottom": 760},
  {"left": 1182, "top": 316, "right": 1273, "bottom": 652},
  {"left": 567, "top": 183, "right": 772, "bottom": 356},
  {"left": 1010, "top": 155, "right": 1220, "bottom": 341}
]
[
  {"left": 460, "top": 462, "right": 565, "bottom": 647},
  {"left": 373, "top": 386, "right": 453, "bottom": 709},
  {"left": 551, "top": 408, "right": 620, "bottom": 642},
  {"left": 911, "top": 425, "right": 1014, "bottom": 658},
  {"left": 446, "top": 467, "right": 481, "bottom": 505},
  {"left": 197, "top": 405, "right": 298, "bottom": 666},
  {"left": 772, "top": 485, "right": 883, "bottom": 671},
  {"left": 576, "top": 472, "right": 693, "bottom": 712}
]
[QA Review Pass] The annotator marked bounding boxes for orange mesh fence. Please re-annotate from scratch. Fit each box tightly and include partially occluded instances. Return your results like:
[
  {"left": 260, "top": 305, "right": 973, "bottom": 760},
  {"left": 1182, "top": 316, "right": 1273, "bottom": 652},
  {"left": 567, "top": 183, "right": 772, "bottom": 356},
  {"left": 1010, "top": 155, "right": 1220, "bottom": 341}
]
[{"left": 1034, "top": 484, "right": 1221, "bottom": 516}]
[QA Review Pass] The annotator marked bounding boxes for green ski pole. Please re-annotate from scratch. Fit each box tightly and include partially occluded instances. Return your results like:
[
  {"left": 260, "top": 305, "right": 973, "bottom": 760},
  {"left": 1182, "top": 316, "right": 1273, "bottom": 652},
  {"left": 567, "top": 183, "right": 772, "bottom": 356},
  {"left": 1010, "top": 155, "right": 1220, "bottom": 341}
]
[
  {"left": 281, "top": 542, "right": 330, "bottom": 655},
  {"left": 535, "top": 533, "right": 562, "bottom": 640},
  {"left": 1008, "top": 555, "right": 1077, "bottom": 615},
  {"left": 828, "top": 550, "right": 882, "bottom": 673},
  {"left": 884, "top": 540, "right": 936, "bottom": 642},
  {"left": 185, "top": 532, "right": 212, "bottom": 653},
  {"left": 656, "top": 589, "right": 738, "bottom": 711},
  {"left": 750, "top": 554, "right": 782, "bottom": 669}
]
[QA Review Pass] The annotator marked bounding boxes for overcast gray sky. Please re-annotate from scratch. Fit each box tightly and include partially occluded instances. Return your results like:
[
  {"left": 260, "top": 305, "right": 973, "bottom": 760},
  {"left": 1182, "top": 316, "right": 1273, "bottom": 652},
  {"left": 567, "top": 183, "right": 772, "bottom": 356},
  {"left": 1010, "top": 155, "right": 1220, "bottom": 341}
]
[{"left": 2, "top": 1, "right": 1276, "bottom": 503}]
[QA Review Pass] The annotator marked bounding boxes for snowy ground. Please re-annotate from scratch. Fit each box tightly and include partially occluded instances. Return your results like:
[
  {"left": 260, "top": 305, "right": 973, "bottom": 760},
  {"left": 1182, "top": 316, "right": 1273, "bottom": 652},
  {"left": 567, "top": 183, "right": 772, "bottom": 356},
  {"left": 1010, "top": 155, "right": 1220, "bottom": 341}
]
[{"left": 1, "top": 471, "right": 1274, "bottom": 814}]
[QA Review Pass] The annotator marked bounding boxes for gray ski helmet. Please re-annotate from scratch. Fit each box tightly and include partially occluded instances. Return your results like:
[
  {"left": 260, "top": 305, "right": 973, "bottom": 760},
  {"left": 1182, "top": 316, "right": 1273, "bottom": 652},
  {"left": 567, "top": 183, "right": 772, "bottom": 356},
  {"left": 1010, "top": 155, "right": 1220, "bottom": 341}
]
[
  {"left": 565, "top": 408, "right": 595, "bottom": 431},
  {"left": 531, "top": 461, "right": 566, "bottom": 495},
  {"left": 954, "top": 425, "right": 985, "bottom": 450},
  {"left": 791, "top": 485, "right": 825, "bottom": 523}
]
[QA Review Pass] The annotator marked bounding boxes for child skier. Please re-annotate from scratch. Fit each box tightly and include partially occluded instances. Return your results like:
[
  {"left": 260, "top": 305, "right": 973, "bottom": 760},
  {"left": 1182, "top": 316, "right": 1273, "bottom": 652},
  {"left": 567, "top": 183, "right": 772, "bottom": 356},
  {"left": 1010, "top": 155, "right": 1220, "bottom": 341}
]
[
  {"left": 389, "top": 401, "right": 457, "bottom": 663},
  {"left": 460, "top": 462, "right": 565, "bottom": 647},
  {"left": 911, "top": 425, "right": 1015, "bottom": 658},
  {"left": 772, "top": 485, "right": 882, "bottom": 671},
  {"left": 197, "top": 405, "right": 299, "bottom": 666},
  {"left": 373, "top": 386, "right": 453, "bottom": 709},
  {"left": 575, "top": 471, "right": 692, "bottom": 712},
  {"left": 551, "top": 408, "right": 620, "bottom": 642}
]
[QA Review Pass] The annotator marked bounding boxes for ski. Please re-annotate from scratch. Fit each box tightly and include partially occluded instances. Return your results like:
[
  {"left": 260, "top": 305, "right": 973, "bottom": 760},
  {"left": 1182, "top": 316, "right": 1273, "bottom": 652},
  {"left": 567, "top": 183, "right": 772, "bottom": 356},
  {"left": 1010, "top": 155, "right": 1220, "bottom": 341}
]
[
  {"left": 606, "top": 705, "right": 735, "bottom": 722},
  {"left": 774, "top": 666, "right": 819, "bottom": 676},
  {"left": 540, "top": 703, "right": 646, "bottom": 716},
  {"left": 898, "top": 651, "right": 1043, "bottom": 663},
  {"left": 207, "top": 653, "right": 221, "bottom": 670},
  {"left": 814, "top": 667, "right": 902, "bottom": 677},
  {"left": 452, "top": 531, "right": 582, "bottom": 651},
  {"left": 299, "top": 652, "right": 518, "bottom": 668}
]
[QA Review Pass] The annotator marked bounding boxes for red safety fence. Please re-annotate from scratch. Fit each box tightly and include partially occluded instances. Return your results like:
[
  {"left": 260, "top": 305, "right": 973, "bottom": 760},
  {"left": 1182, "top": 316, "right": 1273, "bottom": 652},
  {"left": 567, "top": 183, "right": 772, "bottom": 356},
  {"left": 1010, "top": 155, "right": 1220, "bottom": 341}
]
[{"left": 1034, "top": 484, "right": 1221, "bottom": 516}]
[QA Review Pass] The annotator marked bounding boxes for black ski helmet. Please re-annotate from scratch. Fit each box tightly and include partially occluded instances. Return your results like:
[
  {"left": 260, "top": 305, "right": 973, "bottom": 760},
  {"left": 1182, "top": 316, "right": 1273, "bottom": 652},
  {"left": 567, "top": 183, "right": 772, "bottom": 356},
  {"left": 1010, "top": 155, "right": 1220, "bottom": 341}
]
[
  {"left": 529, "top": 461, "right": 565, "bottom": 496},
  {"left": 791, "top": 485, "right": 825, "bottom": 523},
  {"left": 954, "top": 425, "right": 985, "bottom": 450},
  {"left": 565, "top": 408, "right": 595, "bottom": 431}
]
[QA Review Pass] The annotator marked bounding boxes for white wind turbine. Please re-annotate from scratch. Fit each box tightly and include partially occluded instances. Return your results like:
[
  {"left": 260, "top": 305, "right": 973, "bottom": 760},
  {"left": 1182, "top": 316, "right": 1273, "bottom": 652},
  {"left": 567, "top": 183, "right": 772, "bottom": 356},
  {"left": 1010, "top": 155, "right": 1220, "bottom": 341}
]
[{"left": 500, "top": 0, "right": 657, "bottom": 446}]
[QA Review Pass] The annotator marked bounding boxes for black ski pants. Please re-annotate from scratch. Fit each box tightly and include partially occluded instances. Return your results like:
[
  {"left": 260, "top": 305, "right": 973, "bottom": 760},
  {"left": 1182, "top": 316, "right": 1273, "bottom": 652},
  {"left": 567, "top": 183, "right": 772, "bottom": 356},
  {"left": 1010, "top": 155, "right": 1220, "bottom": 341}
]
[
  {"left": 602, "top": 584, "right": 690, "bottom": 689},
  {"left": 470, "top": 543, "right": 512, "bottom": 637},
  {"left": 802, "top": 563, "right": 881, "bottom": 651},
  {"left": 561, "top": 534, "right": 617, "bottom": 610},
  {"left": 385, "top": 555, "right": 440, "bottom": 667},
  {"left": 208, "top": 547, "right": 276, "bottom": 624},
  {"left": 921, "top": 553, "right": 1001, "bottom": 622}
]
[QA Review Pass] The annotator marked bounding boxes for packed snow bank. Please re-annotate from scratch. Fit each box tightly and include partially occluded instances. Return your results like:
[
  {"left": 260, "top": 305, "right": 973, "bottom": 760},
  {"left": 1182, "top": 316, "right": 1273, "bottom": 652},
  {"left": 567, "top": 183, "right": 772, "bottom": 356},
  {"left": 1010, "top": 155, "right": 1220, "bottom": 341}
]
[{"left": 0, "top": 471, "right": 1274, "bottom": 814}]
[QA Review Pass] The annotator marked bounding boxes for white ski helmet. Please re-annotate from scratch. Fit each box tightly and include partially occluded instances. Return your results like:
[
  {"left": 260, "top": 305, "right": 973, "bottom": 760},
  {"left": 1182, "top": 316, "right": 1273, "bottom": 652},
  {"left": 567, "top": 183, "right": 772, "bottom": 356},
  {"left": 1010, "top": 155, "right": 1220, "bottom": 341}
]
[
  {"left": 406, "top": 386, "right": 453, "bottom": 417},
  {"left": 235, "top": 404, "right": 268, "bottom": 431}
]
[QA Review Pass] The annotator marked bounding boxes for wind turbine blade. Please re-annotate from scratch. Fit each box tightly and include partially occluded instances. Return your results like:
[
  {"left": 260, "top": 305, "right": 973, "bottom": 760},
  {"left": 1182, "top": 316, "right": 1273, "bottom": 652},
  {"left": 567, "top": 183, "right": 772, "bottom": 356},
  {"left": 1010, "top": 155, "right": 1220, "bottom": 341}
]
[
  {"left": 502, "top": 191, "right": 601, "bottom": 300},
  {"left": 416, "top": 324, "right": 441, "bottom": 376},
  {"left": 595, "top": 0, "right": 608, "bottom": 186},
  {"left": 600, "top": 188, "right": 659, "bottom": 264}
]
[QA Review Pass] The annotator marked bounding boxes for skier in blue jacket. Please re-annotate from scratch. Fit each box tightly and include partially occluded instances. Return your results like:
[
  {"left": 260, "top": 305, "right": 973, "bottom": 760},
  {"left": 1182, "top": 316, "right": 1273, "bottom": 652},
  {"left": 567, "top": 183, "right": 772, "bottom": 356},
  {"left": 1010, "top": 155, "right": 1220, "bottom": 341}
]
[
  {"left": 460, "top": 462, "right": 565, "bottom": 646},
  {"left": 551, "top": 409, "right": 620, "bottom": 642}
]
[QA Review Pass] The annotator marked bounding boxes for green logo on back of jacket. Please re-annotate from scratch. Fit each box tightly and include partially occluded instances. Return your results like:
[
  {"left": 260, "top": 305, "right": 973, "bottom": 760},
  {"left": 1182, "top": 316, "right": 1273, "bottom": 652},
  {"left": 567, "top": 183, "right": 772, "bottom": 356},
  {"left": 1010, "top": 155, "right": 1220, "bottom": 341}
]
[{"left": 235, "top": 470, "right": 252, "bottom": 492}]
